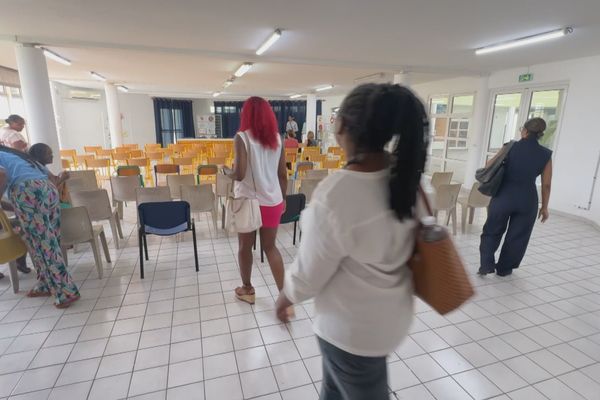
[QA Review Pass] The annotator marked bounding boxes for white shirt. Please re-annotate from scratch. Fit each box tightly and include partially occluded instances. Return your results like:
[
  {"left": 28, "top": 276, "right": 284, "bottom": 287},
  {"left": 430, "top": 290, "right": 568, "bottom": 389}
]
[
  {"left": 283, "top": 169, "right": 417, "bottom": 357},
  {"left": 0, "top": 126, "right": 27, "bottom": 149},
  {"left": 233, "top": 131, "right": 283, "bottom": 207},
  {"left": 286, "top": 120, "right": 298, "bottom": 133}
]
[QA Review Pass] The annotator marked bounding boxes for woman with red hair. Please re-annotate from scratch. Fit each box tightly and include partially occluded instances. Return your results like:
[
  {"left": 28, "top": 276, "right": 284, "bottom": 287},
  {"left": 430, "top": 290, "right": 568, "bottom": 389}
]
[{"left": 226, "top": 96, "right": 287, "bottom": 304}]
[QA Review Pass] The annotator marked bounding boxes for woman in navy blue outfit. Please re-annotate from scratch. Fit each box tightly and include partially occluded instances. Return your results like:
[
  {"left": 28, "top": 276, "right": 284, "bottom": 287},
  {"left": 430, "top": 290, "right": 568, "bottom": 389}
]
[{"left": 479, "top": 118, "right": 553, "bottom": 277}]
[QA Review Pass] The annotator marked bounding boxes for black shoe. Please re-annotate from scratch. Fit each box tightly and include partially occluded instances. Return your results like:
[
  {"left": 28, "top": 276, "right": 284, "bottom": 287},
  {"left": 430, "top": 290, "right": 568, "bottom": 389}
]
[
  {"left": 496, "top": 269, "right": 513, "bottom": 277},
  {"left": 478, "top": 266, "right": 495, "bottom": 275},
  {"left": 17, "top": 264, "right": 31, "bottom": 274}
]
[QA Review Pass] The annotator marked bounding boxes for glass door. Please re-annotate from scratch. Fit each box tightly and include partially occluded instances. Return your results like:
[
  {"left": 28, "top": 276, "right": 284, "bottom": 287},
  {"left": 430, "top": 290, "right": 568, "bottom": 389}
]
[
  {"left": 527, "top": 89, "right": 564, "bottom": 149},
  {"left": 487, "top": 92, "right": 522, "bottom": 156}
]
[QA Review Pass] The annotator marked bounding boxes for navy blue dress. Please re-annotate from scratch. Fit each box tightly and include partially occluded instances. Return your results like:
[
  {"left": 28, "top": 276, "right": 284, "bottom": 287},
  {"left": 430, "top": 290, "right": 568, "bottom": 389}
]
[{"left": 479, "top": 136, "right": 552, "bottom": 275}]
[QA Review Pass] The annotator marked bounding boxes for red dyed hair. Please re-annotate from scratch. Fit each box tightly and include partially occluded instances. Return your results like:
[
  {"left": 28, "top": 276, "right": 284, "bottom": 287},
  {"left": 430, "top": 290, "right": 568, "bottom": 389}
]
[{"left": 239, "top": 96, "right": 279, "bottom": 149}]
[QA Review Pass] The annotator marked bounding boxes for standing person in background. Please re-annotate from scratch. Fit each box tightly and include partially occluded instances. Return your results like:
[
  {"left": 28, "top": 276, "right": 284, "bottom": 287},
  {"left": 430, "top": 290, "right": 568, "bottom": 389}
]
[
  {"left": 286, "top": 115, "right": 298, "bottom": 138},
  {"left": 0, "top": 115, "right": 28, "bottom": 151},
  {"left": 0, "top": 145, "right": 80, "bottom": 307},
  {"left": 275, "top": 83, "right": 429, "bottom": 399},
  {"left": 226, "top": 97, "right": 288, "bottom": 305},
  {"left": 479, "top": 117, "right": 552, "bottom": 277}
]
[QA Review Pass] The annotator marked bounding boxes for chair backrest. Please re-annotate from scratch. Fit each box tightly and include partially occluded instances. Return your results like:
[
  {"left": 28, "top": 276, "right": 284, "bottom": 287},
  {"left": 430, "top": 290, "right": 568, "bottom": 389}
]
[
  {"left": 75, "top": 154, "right": 95, "bottom": 165},
  {"left": 145, "top": 143, "right": 162, "bottom": 152},
  {"left": 114, "top": 147, "right": 130, "bottom": 154},
  {"left": 110, "top": 176, "right": 142, "bottom": 202},
  {"left": 328, "top": 147, "right": 343, "bottom": 155},
  {"left": 70, "top": 189, "right": 113, "bottom": 221},
  {"left": 467, "top": 182, "right": 491, "bottom": 207},
  {"left": 299, "top": 179, "right": 320, "bottom": 202},
  {"left": 84, "top": 146, "right": 102, "bottom": 154},
  {"left": 281, "top": 194, "right": 306, "bottom": 224},
  {"left": 136, "top": 187, "right": 171, "bottom": 206},
  {"left": 431, "top": 172, "right": 453, "bottom": 188},
  {"left": 0, "top": 210, "right": 28, "bottom": 264},
  {"left": 198, "top": 164, "right": 219, "bottom": 176},
  {"left": 129, "top": 150, "right": 144, "bottom": 158},
  {"left": 60, "top": 206, "right": 94, "bottom": 245},
  {"left": 180, "top": 184, "right": 215, "bottom": 213},
  {"left": 138, "top": 201, "right": 190, "bottom": 235},
  {"left": 123, "top": 143, "right": 140, "bottom": 150},
  {"left": 155, "top": 164, "right": 180, "bottom": 174},
  {"left": 167, "top": 174, "right": 195, "bottom": 199},
  {"left": 96, "top": 149, "right": 113, "bottom": 158},
  {"left": 295, "top": 161, "right": 314, "bottom": 176},
  {"left": 215, "top": 172, "right": 233, "bottom": 197},
  {"left": 208, "top": 157, "right": 227, "bottom": 166},
  {"left": 147, "top": 151, "right": 164, "bottom": 162},
  {"left": 305, "top": 169, "right": 328, "bottom": 180},
  {"left": 67, "top": 170, "right": 98, "bottom": 190},
  {"left": 61, "top": 159, "right": 71, "bottom": 169},
  {"left": 286, "top": 178, "right": 295, "bottom": 195},
  {"left": 86, "top": 158, "right": 111, "bottom": 169},
  {"left": 117, "top": 165, "right": 141, "bottom": 177},
  {"left": 128, "top": 158, "right": 150, "bottom": 168},
  {"left": 435, "top": 183, "right": 462, "bottom": 210},
  {"left": 172, "top": 157, "right": 194, "bottom": 166},
  {"left": 322, "top": 159, "right": 340, "bottom": 169},
  {"left": 60, "top": 149, "right": 77, "bottom": 158}
]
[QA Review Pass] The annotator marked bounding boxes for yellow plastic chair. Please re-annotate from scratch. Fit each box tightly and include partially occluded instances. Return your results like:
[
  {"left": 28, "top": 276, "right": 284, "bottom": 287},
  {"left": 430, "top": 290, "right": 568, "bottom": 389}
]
[{"left": 0, "top": 210, "right": 27, "bottom": 294}]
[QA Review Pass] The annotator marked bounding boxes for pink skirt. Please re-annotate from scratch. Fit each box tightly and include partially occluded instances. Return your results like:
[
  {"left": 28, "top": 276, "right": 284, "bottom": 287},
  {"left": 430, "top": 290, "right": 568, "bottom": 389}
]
[{"left": 260, "top": 202, "right": 284, "bottom": 228}]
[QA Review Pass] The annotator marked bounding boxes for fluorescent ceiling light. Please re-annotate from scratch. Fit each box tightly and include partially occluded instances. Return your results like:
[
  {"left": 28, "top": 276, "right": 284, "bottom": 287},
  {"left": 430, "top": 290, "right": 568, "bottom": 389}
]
[
  {"left": 289, "top": 94, "right": 303, "bottom": 99},
  {"left": 117, "top": 85, "right": 129, "bottom": 93},
  {"left": 476, "top": 27, "right": 573, "bottom": 55},
  {"left": 212, "top": 92, "right": 221, "bottom": 97},
  {"left": 223, "top": 79, "right": 234, "bottom": 88},
  {"left": 315, "top": 84, "right": 334, "bottom": 92},
  {"left": 354, "top": 72, "right": 384, "bottom": 83},
  {"left": 41, "top": 47, "right": 71, "bottom": 66},
  {"left": 256, "top": 29, "right": 282, "bottom": 55},
  {"left": 234, "top": 63, "right": 253, "bottom": 77},
  {"left": 90, "top": 71, "right": 106, "bottom": 81}
]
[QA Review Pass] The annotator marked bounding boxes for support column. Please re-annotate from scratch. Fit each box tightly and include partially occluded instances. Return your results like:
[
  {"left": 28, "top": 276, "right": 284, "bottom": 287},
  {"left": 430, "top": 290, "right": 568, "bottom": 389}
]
[
  {"left": 464, "top": 76, "right": 490, "bottom": 187},
  {"left": 15, "top": 44, "right": 61, "bottom": 172},
  {"left": 393, "top": 71, "right": 412, "bottom": 87},
  {"left": 305, "top": 94, "right": 317, "bottom": 141},
  {"left": 104, "top": 83, "right": 123, "bottom": 147}
]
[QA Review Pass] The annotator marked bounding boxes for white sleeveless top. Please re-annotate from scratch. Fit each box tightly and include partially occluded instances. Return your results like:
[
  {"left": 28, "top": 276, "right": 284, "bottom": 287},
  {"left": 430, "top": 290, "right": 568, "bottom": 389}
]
[{"left": 233, "top": 131, "right": 283, "bottom": 207}]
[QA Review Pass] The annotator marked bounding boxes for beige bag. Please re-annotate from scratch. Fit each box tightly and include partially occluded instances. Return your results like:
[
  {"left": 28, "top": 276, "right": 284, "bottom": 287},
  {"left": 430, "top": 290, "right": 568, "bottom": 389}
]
[{"left": 226, "top": 132, "right": 262, "bottom": 233}]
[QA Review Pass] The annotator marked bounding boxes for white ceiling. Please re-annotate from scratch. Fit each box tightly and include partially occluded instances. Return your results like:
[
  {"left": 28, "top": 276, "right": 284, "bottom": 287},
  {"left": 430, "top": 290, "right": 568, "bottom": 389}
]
[{"left": 0, "top": 0, "right": 599, "bottom": 98}]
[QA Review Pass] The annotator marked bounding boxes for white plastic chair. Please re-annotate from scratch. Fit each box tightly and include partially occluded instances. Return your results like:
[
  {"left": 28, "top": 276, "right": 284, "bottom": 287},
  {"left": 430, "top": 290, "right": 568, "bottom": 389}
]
[
  {"left": 458, "top": 182, "right": 491, "bottom": 233},
  {"left": 110, "top": 175, "right": 142, "bottom": 220},
  {"left": 60, "top": 206, "right": 110, "bottom": 279},
  {"left": 215, "top": 172, "right": 233, "bottom": 229},
  {"left": 304, "top": 169, "right": 328, "bottom": 180},
  {"left": 70, "top": 189, "right": 124, "bottom": 249},
  {"left": 135, "top": 187, "right": 172, "bottom": 206},
  {"left": 431, "top": 172, "right": 453, "bottom": 189},
  {"left": 67, "top": 170, "right": 99, "bottom": 190},
  {"left": 299, "top": 179, "right": 320, "bottom": 203},
  {"left": 433, "top": 183, "right": 462, "bottom": 235},
  {"left": 167, "top": 174, "right": 196, "bottom": 199},
  {"left": 180, "top": 184, "right": 218, "bottom": 234}
]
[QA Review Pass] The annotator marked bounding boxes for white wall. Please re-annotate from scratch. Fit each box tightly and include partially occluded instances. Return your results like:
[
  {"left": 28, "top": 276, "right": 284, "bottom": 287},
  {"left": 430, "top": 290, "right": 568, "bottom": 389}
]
[
  {"left": 119, "top": 93, "right": 156, "bottom": 146},
  {"left": 411, "top": 55, "right": 600, "bottom": 225}
]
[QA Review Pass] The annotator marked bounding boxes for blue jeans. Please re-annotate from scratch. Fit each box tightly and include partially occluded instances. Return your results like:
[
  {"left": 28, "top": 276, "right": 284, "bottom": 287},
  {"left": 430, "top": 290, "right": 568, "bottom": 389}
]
[{"left": 318, "top": 337, "right": 388, "bottom": 400}]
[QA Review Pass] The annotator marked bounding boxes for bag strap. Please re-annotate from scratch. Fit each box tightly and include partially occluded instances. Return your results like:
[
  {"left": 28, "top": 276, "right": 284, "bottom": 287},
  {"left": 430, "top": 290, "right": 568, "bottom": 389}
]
[{"left": 239, "top": 132, "right": 258, "bottom": 198}]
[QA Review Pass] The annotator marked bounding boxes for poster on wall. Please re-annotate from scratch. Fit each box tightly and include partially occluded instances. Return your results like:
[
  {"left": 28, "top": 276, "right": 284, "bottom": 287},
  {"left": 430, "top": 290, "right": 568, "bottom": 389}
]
[
  {"left": 196, "top": 115, "right": 216, "bottom": 137},
  {"left": 322, "top": 112, "right": 338, "bottom": 150}
]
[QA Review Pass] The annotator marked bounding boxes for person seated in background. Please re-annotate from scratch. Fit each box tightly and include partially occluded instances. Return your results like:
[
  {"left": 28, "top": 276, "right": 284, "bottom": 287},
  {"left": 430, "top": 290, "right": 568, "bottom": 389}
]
[
  {"left": 305, "top": 131, "right": 318, "bottom": 147},
  {"left": 0, "top": 198, "right": 31, "bottom": 278},
  {"left": 0, "top": 115, "right": 28, "bottom": 152},
  {"left": 29, "top": 143, "right": 70, "bottom": 205},
  {"left": 284, "top": 130, "right": 299, "bottom": 149}
]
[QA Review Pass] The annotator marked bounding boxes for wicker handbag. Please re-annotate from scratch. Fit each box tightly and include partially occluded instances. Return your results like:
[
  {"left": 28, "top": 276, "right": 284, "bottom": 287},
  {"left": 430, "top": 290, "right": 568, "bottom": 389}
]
[{"left": 408, "top": 187, "right": 474, "bottom": 315}]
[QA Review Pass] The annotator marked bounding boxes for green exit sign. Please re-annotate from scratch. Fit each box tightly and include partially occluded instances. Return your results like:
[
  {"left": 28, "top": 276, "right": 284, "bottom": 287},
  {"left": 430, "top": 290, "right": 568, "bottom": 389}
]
[{"left": 519, "top": 73, "right": 534, "bottom": 82}]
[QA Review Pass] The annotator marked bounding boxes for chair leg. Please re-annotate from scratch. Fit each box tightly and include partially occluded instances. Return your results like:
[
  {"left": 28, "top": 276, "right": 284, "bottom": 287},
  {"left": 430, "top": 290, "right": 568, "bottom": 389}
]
[
  {"left": 109, "top": 218, "right": 120, "bottom": 249},
  {"left": 138, "top": 230, "right": 145, "bottom": 279},
  {"left": 8, "top": 260, "right": 19, "bottom": 294},
  {"left": 260, "top": 231, "right": 264, "bottom": 264},
  {"left": 253, "top": 231, "right": 257, "bottom": 251},
  {"left": 293, "top": 221, "right": 297, "bottom": 245},
  {"left": 461, "top": 204, "right": 467, "bottom": 234},
  {"left": 211, "top": 209, "right": 218, "bottom": 237},
  {"left": 468, "top": 207, "right": 475, "bottom": 225},
  {"left": 115, "top": 215, "right": 124, "bottom": 238},
  {"left": 191, "top": 223, "right": 199, "bottom": 272},
  {"left": 90, "top": 238, "right": 104, "bottom": 279},
  {"left": 117, "top": 201, "right": 124, "bottom": 220},
  {"left": 143, "top": 233, "right": 149, "bottom": 261},
  {"left": 99, "top": 231, "right": 112, "bottom": 263},
  {"left": 221, "top": 203, "right": 226, "bottom": 230},
  {"left": 451, "top": 208, "right": 457, "bottom": 236},
  {"left": 61, "top": 245, "right": 69, "bottom": 266},
  {"left": 445, "top": 211, "right": 451, "bottom": 226}
]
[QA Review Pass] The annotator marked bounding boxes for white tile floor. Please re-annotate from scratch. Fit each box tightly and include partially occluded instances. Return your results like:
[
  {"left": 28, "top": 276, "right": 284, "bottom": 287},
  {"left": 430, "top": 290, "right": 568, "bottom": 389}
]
[{"left": 1, "top": 205, "right": 600, "bottom": 400}]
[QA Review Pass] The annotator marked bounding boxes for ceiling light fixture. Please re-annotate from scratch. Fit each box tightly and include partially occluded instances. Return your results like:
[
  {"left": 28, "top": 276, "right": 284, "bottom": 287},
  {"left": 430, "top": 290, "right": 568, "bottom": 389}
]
[
  {"left": 90, "top": 71, "right": 106, "bottom": 81},
  {"left": 116, "top": 85, "right": 129, "bottom": 93},
  {"left": 289, "top": 94, "right": 303, "bottom": 99},
  {"left": 256, "top": 29, "right": 282, "bottom": 55},
  {"left": 234, "top": 63, "right": 253, "bottom": 77},
  {"left": 223, "top": 79, "right": 234, "bottom": 88},
  {"left": 475, "top": 27, "right": 573, "bottom": 55},
  {"left": 354, "top": 73, "right": 385, "bottom": 83},
  {"left": 315, "top": 84, "right": 334, "bottom": 92},
  {"left": 212, "top": 92, "right": 221, "bottom": 98},
  {"left": 40, "top": 47, "right": 71, "bottom": 66}
]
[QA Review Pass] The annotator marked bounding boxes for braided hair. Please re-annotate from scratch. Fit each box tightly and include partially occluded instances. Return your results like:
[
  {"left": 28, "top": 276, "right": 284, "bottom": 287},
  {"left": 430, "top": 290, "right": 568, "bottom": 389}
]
[{"left": 338, "top": 83, "right": 429, "bottom": 220}]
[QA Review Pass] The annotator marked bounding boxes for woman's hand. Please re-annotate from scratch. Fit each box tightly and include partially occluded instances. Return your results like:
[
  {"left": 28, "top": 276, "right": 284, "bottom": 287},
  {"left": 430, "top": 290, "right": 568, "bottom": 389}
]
[
  {"left": 275, "top": 292, "right": 293, "bottom": 323},
  {"left": 538, "top": 207, "right": 549, "bottom": 223}
]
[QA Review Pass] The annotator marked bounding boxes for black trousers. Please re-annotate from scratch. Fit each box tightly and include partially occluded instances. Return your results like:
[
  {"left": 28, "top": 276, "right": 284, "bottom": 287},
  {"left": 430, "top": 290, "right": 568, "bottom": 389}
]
[
  {"left": 318, "top": 337, "right": 388, "bottom": 400},
  {"left": 480, "top": 194, "right": 538, "bottom": 273}
]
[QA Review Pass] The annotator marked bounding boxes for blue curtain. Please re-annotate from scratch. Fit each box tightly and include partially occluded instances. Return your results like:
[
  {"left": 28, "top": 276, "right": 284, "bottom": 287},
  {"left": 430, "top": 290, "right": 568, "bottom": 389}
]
[
  {"left": 153, "top": 98, "right": 196, "bottom": 145},
  {"left": 214, "top": 100, "right": 323, "bottom": 141}
]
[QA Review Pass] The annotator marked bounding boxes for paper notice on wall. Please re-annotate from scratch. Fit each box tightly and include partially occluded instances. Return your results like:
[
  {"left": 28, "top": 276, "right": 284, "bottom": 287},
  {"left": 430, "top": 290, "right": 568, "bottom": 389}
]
[{"left": 196, "top": 115, "right": 216, "bottom": 137}]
